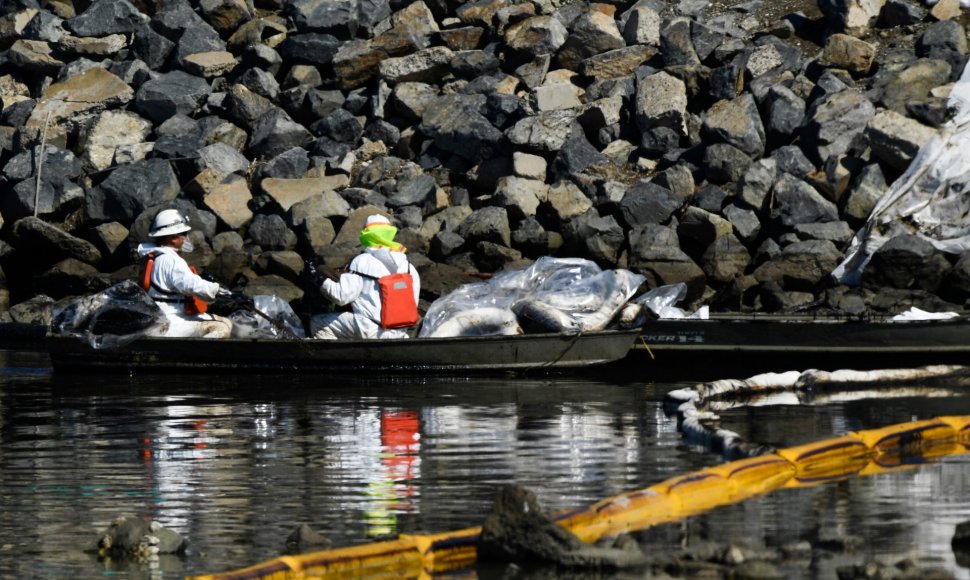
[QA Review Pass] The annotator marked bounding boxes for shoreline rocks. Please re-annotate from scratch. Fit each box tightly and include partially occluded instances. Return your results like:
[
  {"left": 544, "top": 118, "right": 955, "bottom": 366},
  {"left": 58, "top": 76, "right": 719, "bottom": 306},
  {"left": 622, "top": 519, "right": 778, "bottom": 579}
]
[{"left": 2, "top": 0, "right": 970, "bottom": 326}]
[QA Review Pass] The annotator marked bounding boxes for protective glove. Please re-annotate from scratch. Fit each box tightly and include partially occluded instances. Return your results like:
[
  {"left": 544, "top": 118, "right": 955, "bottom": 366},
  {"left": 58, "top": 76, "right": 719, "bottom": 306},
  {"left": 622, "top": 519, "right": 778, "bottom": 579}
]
[
  {"left": 232, "top": 291, "right": 254, "bottom": 307},
  {"left": 302, "top": 260, "right": 332, "bottom": 287},
  {"left": 217, "top": 287, "right": 254, "bottom": 307}
]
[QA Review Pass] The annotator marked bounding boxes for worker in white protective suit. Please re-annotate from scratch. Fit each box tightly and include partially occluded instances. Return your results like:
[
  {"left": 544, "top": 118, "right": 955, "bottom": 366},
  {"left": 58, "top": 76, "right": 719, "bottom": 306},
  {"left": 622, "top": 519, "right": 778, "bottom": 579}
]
[
  {"left": 136, "top": 209, "right": 245, "bottom": 338},
  {"left": 307, "top": 214, "right": 421, "bottom": 340}
]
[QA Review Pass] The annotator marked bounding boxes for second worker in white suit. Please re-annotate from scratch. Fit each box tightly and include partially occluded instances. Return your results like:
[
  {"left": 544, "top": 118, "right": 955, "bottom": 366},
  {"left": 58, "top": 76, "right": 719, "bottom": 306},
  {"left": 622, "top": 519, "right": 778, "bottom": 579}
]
[{"left": 307, "top": 214, "right": 421, "bottom": 340}]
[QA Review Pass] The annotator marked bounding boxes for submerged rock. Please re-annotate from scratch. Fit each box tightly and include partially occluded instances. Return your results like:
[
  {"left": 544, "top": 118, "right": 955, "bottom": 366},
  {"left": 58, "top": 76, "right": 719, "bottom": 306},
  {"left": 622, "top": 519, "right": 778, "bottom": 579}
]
[
  {"left": 87, "top": 515, "right": 186, "bottom": 562},
  {"left": 284, "top": 523, "right": 333, "bottom": 554},
  {"left": 478, "top": 484, "right": 648, "bottom": 569}
]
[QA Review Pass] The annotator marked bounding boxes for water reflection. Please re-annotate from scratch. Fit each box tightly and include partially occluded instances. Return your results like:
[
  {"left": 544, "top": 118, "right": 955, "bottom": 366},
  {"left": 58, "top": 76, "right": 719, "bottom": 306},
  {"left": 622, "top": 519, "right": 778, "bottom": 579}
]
[{"left": 0, "top": 351, "right": 968, "bottom": 579}]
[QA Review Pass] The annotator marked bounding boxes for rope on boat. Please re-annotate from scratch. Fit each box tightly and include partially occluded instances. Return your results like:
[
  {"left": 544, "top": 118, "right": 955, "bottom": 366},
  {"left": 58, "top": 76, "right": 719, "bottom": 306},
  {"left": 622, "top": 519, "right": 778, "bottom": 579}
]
[
  {"left": 535, "top": 330, "right": 584, "bottom": 370},
  {"left": 639, "top": 335, "right": 655, "bottom": 360},
  {"left": 190, "top": 414, "right": 970, "bottom": 580}
]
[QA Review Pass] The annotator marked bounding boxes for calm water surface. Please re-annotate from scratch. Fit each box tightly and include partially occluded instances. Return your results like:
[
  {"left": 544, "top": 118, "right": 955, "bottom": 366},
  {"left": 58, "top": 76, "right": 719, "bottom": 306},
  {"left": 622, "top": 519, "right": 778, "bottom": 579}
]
[{"left": 1, "top": 349, "right": 969, "bottom": 579}]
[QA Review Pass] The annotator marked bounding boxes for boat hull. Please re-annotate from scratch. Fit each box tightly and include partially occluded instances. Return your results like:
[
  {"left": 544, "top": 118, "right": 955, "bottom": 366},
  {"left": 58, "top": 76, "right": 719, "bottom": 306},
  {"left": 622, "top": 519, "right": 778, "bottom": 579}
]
[
  {"left": 46, "top": 329, "right": 640, "bottom": 373},
  {"left": 636, "top": 315, "right": 970, "bottom": 376}
]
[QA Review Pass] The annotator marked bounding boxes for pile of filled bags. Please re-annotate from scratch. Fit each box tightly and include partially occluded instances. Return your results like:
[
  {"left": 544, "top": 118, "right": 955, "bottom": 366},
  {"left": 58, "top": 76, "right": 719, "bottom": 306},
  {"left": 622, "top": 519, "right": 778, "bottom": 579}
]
[{"left": 419, "top": 257, "right": 647, "bottom": 338}]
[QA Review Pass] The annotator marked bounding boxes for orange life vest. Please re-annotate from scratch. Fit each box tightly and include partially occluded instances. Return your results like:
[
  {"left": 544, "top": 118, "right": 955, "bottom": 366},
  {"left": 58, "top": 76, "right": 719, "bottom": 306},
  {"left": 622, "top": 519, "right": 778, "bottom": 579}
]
[{"left": 139, "top": 252, "right": 208, "bottom": 316}]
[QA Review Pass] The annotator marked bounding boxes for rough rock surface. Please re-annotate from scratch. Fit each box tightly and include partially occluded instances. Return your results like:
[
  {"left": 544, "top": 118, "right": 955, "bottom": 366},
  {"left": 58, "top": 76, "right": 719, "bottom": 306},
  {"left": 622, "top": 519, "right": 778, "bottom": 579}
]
[{"left": 0, "top": 0, "right": 969, "bottom": 327}]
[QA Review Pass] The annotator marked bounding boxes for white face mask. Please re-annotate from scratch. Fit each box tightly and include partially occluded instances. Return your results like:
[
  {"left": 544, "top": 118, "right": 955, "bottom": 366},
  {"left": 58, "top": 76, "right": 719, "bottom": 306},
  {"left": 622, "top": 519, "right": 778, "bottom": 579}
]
[{"left": 181, "top": 239, "right": 194, "bottom": 253}]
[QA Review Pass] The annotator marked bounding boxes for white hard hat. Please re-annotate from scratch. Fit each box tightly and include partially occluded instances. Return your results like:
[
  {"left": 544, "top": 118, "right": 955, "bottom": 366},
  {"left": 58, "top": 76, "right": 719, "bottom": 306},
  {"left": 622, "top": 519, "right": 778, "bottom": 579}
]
[
  {"left": 149, "top": 209, "right": 192, "bottom": 237},
  {"left": 365, "top": 214, "right": 391, "bottom": 227}
]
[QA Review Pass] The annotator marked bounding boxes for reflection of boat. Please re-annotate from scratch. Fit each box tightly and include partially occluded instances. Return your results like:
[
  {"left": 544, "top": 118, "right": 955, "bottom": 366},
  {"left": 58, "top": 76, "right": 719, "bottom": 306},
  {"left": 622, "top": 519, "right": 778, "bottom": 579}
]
[
  {"left": 636, "top": 314, "right": 970, "bottom": 375},
  {"left": 45, "top": 329, "right": 640, "bottom": 373}
]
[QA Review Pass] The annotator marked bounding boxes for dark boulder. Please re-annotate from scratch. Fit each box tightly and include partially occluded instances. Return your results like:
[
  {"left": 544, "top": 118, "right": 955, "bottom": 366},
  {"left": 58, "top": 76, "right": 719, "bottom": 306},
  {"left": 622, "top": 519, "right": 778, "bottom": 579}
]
[
  {"left": 457, "top": 206, "right": 511, "bottom": 247},
  {"left": 277, "top": 28, "right": 338, "bottom": 61},
  {"left": 628, "top": 224, "right": 706, "bottom": 302},
  {"left": 11, "top": 216, "right": 102, "bottom": 266},
  {"left": 84, "top": 159, "right": 180, "bottom": 223},
  {"left": 247, "top": 108, "right": 315, "bottom": 159},
  {"left": 6, "top": 176, "right": 84, "bottom": 222},
  {"left": 863, "top": 234, "right": 951, "bottom": 293},
  {"left": 134, "top": 70, "right": 212, "bottom": 123},
  {"left": 248, "top": 213, "right": 298, "bottom": 251},
  {"left": 618, "top": 181, "right": 683, "bottom": 228},
  {"left": 420, "top": 94, "right": 504, "bottom": 163},
  {"left": 561, "top": 209, "right": 625, "bottom": 265},
  {"left": 65, "top": 0, "right": 146, "bottom": 36}
]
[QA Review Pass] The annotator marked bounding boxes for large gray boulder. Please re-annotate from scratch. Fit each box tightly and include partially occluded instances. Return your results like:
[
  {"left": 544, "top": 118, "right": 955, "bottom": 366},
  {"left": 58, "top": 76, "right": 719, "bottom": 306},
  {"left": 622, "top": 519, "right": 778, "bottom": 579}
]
[
  {"left": 702, "top": 233, "right": 751, "bottom": 285},
  {"left": 11, "top": 216, "right": 102, "bottom": 266},
  {"left": 769, "top": 173, "right": 839, "bottom": 232},
  {"left": 507, "top": 109, "right": 578, "bottom": 153},
  {"left": 635, "top": 71, "right": 688, "bottom": 135},
  {"left": 555, "top": 10, "right": 624, "bottom": 70},
  {"left": 84, "top": 159, "right": 180, "bottom": 223},
  {"left": 7, "top": 176, "right": 84, "bottom": 222},
  {"left": 738, "top": 158, "right": 778, "bottom": 213},
  {"left": 134, "top": 70, "right": 211, "bottom": 123},
  {"left": 247, "top": 108, "right": 314, "bottom": 159},
  {"left": 628, "top": 224, "right": 706, "bottom": 303},
  {"left": 65, "top": 0, "right": 147, "bottom": 36},
  {"left": 420, "top": 94, "right": 504, "bottom": 162},
  {"left": 286, "top": 0, "right": 390, "bottom": 38},
  {"left": 35, "top": 258, "right": 111, "bottom": 299},
  {"left": 753, "top": 240, "right": 843, "bottom": 292},
  {"left": 248, "top": 213, "right": 298, "bottom": 251},
  {"left": 561, "top": 209, "right": 625, "bottom": 265},
  {"left": 863, "top": 234, "right": 951, "bottom": 292},
  {"left": 916, "top": 20, "right": 967, "bottom": 82},
  {"left": 800, "top": 89, "right": 875, "bottom": 165},
  {"left": 457, "top": 206, "right": 511, "bottom": 247},
  {"left": 702, "top": 93, "right": 766, "bottom": 158},
  {"left": 504, "top": 15, "right": 567, "bottom": 58},
  {"left": 763, "top": 84, "right": 806, "bottom": 145},
  {"left": 660, "top": 17, "right": 698, "bottom": 66},
  {"left": 618, "top": 181, "right": 684, "bottom": 228}
]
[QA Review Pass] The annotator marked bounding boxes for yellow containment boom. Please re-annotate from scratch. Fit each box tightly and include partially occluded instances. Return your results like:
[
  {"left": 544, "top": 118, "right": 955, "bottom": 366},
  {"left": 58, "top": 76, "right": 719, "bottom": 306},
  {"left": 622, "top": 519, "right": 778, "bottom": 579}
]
[{"left": 191, "top": 415, "right": 970, "bottom": 580}]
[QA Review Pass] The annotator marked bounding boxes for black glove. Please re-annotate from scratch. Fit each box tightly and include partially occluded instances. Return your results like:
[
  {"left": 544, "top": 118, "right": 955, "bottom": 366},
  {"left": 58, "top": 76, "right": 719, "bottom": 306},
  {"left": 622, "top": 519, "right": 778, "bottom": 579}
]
[
  {"left": 217, "top": 287, "right": 253, "bottom": 307},
  {"left": 302, "top": 260, "right": 331, "bottom": 286},
  {"left": 200, "top": 272, "right": 217, "bottom": 283}
]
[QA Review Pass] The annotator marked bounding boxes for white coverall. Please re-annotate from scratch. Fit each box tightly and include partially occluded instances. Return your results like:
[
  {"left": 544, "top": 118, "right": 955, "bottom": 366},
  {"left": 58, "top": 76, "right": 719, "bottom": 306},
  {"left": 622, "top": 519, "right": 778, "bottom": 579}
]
[
  {"left": 310, "top": 248, "right": 420, "bottom": 340},
  {"left": 136, "top": 243, "right": 232, "bottom": 338}
]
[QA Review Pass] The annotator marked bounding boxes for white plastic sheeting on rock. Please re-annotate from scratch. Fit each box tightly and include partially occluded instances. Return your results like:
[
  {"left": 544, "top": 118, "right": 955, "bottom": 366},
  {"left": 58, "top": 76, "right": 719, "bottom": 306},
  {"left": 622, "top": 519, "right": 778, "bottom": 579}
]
[{"left": 833, "top": 60, "right": 970, "bottom": 284}]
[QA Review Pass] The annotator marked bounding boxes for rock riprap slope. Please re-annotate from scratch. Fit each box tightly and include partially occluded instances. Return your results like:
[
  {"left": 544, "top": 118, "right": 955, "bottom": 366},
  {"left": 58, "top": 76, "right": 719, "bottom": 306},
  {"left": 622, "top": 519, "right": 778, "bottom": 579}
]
[{"left": 1, "top": 0, "right": 968, "bottom": 326}]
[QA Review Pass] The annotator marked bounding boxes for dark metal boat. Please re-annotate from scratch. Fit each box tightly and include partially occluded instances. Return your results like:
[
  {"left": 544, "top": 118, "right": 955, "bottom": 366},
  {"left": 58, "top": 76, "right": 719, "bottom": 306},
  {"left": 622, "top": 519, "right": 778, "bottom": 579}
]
[
  {"left": 636, "top": 313, "right": 970, "bottom": 377},
  {"left": 45, "top": 328, "right": 641, "bottom": 373}
]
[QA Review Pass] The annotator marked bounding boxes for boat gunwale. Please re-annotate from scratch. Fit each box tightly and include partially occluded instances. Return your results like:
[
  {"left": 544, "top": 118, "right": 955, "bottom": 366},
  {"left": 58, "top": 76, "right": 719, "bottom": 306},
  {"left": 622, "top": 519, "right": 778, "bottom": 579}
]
[{"left": 44, "top": 328, "right": 642, "bottom": 373}]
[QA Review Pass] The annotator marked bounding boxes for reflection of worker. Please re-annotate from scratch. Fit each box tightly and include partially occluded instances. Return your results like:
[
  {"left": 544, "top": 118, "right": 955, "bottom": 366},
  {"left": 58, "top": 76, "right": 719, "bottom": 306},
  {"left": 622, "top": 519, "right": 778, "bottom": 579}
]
[
  {"left": 137, "top": 209, "right": 237, "bottom": 338},
  {"left": 307, "top": 214, "right": 420, "bottom": 340},
  {"left": 381, "top": 410, "right": 420, "bottom": 486}
]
